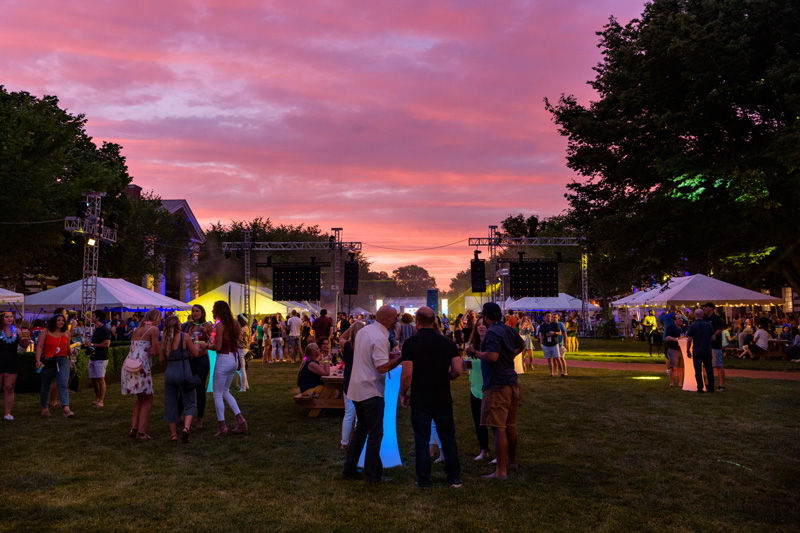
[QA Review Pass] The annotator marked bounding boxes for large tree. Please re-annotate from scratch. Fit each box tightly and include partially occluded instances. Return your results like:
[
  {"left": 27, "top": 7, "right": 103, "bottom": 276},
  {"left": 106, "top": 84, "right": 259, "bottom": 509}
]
[
  {"left": 545, "top": 0, "right": 800, "bottom": 295},
  {"left": 0, "top": 86, "right": 194, "bottom": 290},
  {"left": 392, "top": 265, "right": 437, "bottom": 297}
]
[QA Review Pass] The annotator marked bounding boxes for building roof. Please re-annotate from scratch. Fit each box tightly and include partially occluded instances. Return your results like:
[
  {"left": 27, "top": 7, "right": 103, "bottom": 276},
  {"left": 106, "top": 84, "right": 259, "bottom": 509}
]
[{"left": 161, "top": 199, "right": 205, "bottom": 244}]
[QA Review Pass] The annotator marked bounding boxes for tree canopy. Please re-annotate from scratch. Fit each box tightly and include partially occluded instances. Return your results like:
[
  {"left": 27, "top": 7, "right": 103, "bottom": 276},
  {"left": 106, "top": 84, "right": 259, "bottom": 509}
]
[
  {"left": 545, "top": 0, "right": 800, "bottom": 295},
  {"left": 391, "top": 265, "right": 437, "bottom": 297},
  {"left": 0, "top": 86, "right": 191, "bottom": 290}
]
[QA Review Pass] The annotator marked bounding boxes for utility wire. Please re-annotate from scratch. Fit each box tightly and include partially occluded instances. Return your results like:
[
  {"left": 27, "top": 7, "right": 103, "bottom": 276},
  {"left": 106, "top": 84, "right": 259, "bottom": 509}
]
[
  {"left": 361, "top": 238, "right": 469, "bottom": 251},
  {"left": 0, "top": 219, "right": 64, "bottom": 225}
]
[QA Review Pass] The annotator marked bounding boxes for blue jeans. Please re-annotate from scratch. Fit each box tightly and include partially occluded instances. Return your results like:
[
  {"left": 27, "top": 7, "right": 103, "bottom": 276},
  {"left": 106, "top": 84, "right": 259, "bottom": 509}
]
[
  {"left": 40, "top": 357, "right": 70, "bottom": 408},
  {"left": 410, "top": 404, "right": 461, "bottom": 485},
  {"left": 342, "top": 396, "right": 384, "bottom": 481}
]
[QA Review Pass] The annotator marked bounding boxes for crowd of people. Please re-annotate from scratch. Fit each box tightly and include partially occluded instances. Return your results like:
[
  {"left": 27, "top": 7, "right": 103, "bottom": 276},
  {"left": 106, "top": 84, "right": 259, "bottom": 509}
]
[{"left": 2, "top": 297, "right": 797, "bottom": 486}]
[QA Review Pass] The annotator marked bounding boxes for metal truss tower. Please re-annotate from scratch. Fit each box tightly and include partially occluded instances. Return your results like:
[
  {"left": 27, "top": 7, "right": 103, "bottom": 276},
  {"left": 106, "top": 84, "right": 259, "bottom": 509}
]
[
  {"left": 222, "top": 228, "right": 361, "bottom": 318},
  {"left": 64, "top": 192, "right": 117, "bottom": 342}
]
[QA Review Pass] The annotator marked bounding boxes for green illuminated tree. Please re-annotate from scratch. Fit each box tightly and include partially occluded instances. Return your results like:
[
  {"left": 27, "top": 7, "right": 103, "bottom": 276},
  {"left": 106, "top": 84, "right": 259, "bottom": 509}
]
[{"left": 545, "top": 0, "right": 800, "bottom": 294}]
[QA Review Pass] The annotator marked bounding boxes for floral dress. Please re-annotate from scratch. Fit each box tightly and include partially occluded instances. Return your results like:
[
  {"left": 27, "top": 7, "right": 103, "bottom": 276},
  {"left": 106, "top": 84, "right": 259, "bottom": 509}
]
[{"left": 121, "top": 338, "right": 153, "bottom": 395}]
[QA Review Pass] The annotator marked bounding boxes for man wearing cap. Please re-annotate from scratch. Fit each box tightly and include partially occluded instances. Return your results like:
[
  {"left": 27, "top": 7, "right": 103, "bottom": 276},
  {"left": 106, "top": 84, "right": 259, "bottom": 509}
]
[
  {"left": 466, "top": 302, "right": 525, "bottom": 480},
  {"left": 702, "top": 302, "right": 726, "bottom": 391},
  {"left": 685, "top": 308, "right": 716, "bottom": 393}
]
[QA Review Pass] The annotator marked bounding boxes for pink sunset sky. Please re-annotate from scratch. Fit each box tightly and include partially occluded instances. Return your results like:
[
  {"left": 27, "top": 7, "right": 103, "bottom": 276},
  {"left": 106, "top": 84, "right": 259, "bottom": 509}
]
[{"left": 1, "top": 0, "right": 646, "bottom": 288}]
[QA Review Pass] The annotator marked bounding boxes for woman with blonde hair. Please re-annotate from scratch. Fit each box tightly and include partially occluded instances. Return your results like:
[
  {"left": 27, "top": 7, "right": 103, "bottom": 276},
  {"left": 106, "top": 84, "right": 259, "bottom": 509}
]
[
  {"left": 160, "top": 316, "right": 201, "bottom": 442},
  {"left": 209, "top": 301, "right": 247, "bottom": 436},
  {"left": 121, "top": 308, "right": 162, "bottom": 439},
  {"left": 296, "top": 343, "right": 330, "bottom": 396},
  {"left": 339, "top": 321, "right": 365, "bottom": 449},
  {"left": 519, "top": 316, "right": 536, "bottom": 371}
]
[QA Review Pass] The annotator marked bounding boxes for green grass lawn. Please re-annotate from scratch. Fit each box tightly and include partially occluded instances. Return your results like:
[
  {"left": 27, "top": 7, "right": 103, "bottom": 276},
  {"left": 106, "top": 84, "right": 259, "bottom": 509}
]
[
  {"left": 1, "top": 360, "right": 798, "bottom": 532},
  {"left": 569, "top": 338, "right": 800, "bottom": 372}
]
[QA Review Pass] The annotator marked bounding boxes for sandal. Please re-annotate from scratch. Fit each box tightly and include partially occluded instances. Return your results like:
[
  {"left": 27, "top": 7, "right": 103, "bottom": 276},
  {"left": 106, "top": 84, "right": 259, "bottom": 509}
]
[
  {"left": 136, "top": 433, "right": 152, "bottom": 440},
  {"left": 170, "top": 435, "right": 178, "bottom": 442},
  {"left": 181, "top": 427, "right": 190, "bottom": 443},
  {"left": 129, "top": 428, "right": 138, "bottom": 439},
  {"left": 63, "top": 409, "right": 74, "bottom": 418}
]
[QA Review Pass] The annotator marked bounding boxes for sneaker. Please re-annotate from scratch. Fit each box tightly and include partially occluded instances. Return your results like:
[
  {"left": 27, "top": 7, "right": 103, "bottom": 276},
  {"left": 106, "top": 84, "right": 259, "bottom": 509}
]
[
  {"left": 718, "top": 387, "right": 725, "bottom": 392},
  {"left": 3, "top": 414, "right": 13, "bottom": 421},
  {"left": 449, "top": 479, "right": 464, "bottom": 488}
]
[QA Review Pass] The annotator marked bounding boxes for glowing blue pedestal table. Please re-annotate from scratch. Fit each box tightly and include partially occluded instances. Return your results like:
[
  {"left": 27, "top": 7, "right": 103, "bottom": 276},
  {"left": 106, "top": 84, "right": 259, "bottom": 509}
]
[{"left": 358, "top": 366, "right": 402, "bottom": 469}]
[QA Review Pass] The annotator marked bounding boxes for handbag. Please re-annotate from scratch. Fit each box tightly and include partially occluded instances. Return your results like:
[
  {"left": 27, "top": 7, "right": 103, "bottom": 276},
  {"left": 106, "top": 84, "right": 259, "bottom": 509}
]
[
  {"left": 123, "top": 355, "right": 143, "bottom": 373},
  {"left": 179, "top": 334, "right": 201, "bottom": 392}
]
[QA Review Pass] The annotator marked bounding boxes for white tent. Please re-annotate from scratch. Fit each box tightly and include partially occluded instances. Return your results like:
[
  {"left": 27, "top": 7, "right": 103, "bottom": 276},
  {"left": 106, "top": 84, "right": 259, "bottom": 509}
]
[
  {"left": 0, "top": 288, "right": 24, "bottom": 304},
  {"left": 615, "top": 274, "right": 782, "bottom": 308},
  {"left": 508, "top": 293, "right": 600, "bottom": 312},
  {"left": 349, "top": 306, "right": 370, "bottom": 317},
  {"left": 189, "top": 282, "right": 289, "bottom": 317},
  {"left": 24, "top": 278, "right": 192, "bottom": 312}
]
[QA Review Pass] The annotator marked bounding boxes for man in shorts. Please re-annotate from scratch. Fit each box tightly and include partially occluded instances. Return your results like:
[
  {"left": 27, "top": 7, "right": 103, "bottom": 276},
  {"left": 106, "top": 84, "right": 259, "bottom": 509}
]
[
  {"left": 466, "top": 302, "right": 524, "bottom": 480},
  {"left": 539, "top": 312, "right": 561, "bottom": 377},
  {"left": 286, "top": 310, "right": 302, "bottom": 362},
  {"left": 553, "top": 312, "right": 569, "bottom": 377},
  {"left": 87, "top": 310, "right": 111, "bottom": 407},
  {"left": 702, "top": 302, "right": 725, "bottom": 391},
  {"left": 685, "top": 309, "right": 715, "bottom": 393}
]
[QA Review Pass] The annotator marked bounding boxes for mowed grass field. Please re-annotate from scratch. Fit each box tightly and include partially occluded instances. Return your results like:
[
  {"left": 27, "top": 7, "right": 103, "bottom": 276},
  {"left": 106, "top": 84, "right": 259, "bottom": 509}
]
[
  {"left": 1, "top": 351, "right": 798, "bottom": 532},
  {"left": 567, "top": 338, "right": 800, "bottom": 372}
]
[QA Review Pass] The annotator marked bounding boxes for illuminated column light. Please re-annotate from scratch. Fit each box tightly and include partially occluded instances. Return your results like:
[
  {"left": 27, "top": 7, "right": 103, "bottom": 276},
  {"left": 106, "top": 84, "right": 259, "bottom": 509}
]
[{"left": 441, "top": 299, "right": 448, "bottom": 316}]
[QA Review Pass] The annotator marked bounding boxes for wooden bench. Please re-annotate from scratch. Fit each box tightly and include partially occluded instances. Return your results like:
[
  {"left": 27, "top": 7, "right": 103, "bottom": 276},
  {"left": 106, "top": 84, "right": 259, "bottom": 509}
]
[
  {"left": 294, "top": 375, "right": 345, "bottom": 417},
  {"left": 762, "top": 340, "right": 788, "bottom": 361}
]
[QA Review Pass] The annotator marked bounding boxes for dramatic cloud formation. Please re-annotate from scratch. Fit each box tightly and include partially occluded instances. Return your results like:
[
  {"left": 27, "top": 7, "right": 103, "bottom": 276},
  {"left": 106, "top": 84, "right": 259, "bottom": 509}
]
[{"left": 1, "top": 0, "right": 646, "bottom": 287}]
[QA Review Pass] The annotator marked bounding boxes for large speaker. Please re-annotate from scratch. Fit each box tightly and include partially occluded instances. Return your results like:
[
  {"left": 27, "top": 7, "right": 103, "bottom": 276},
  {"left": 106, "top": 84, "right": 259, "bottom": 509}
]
[
  {"left": 343, "top": 261, "right": 359, "bottom": 295},
  {"left": 470, "top": 259, "right": 486, "bottom": 293},
  {"left": 426, "top": 289, "right": 439, "bottom": 313},
  {"left": 273, "top": 266, "right": 321, "bottom": 301},
  {"left": 509, "top": 262, "right": 558, "bottom": 298}
]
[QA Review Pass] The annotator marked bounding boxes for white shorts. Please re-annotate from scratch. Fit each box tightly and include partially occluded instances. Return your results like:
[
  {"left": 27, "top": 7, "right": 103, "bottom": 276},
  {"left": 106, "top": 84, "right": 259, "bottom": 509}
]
[
  {"left": 542, "top": 345, "right": 559, "bottom": 359},
  {"left": 88, "top": 360, "right": 108, "bottom": 379}
]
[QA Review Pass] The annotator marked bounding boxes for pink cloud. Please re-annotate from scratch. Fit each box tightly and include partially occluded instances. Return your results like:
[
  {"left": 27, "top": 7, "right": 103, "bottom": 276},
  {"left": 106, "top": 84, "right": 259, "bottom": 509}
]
[{"left": 0, "top": 0, "right": 647, "bottom": 287}]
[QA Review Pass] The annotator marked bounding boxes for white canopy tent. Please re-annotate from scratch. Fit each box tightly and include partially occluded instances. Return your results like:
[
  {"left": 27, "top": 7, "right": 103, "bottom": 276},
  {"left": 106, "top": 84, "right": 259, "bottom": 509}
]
[
  {"left": 188, "top": 282, "right": 321, "bottom": 318},
  {"left": 508, "top": 293, "right": 600, "bottom": 312},
  {"left": 349, "top": 306, "right": 371, "bottom": 317},
  {"left": 612, "top": 274, "right": 782, "bottom": 308},
  {"left": 189, "top": 282, "right": 288, "bottom": 318},
  {"left": 0, "top": 288, "right": 24, "bottom": 304},
  {"left": 24, "top": 278, "right": 192, "bottom": 313}
]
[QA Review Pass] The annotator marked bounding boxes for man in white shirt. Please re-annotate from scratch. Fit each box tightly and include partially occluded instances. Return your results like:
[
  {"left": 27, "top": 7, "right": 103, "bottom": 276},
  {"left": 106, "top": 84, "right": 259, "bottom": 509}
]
[
  {"left": 342, "top": 305, "right": 403, "bottom": 482},
  {"left": 286, "top": 310, "right": 302, "bottom": 363}
]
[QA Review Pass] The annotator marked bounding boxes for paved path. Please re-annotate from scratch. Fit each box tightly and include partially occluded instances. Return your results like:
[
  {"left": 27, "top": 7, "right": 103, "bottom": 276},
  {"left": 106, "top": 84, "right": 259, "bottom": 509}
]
[{"left": 530, "top": 359, "right": 800, "bottom": 381}]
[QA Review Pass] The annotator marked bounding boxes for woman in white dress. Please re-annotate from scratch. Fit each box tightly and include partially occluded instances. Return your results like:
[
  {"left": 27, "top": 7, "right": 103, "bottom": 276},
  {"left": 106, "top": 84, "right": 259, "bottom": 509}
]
[{"left": 121, "top": 309, "right": 161, "bottom": 440}]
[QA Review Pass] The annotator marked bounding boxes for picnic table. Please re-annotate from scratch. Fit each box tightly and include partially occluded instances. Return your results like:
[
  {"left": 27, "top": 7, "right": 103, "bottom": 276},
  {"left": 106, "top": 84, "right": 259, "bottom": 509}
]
[{"left": 294, "top": 372, "right": 345, "bottom": 418}]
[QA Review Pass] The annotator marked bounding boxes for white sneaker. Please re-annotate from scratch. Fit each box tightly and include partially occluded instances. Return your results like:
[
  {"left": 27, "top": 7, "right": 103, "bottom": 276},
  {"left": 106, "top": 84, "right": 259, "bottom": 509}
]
[{"left": 3, "top": 414, "right": 13, "bottom": 421}]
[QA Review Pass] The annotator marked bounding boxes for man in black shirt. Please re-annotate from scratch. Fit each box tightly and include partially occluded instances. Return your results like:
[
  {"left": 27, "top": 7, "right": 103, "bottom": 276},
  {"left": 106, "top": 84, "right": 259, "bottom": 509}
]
[
  {"left": 702, "top": 302, "right": 726, "bottom": 391},
  {"left": 399, "top": 307, "right": 463, "bottom": 488},
  {"left": 88, "top": 310, "right": 112, "bottom": 407},
  {"left": 686, "top": 309, "right": 715, "bottom": 393}
]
